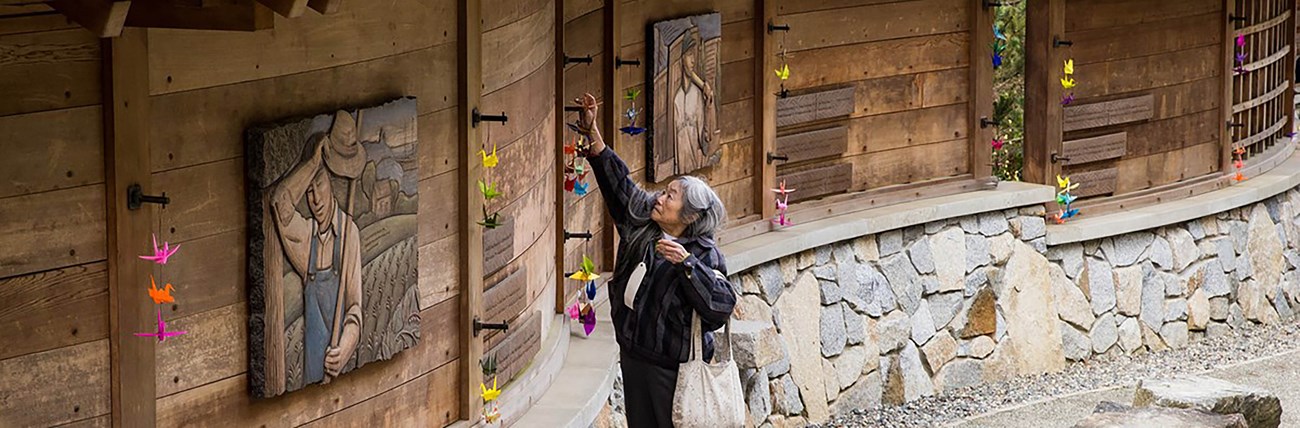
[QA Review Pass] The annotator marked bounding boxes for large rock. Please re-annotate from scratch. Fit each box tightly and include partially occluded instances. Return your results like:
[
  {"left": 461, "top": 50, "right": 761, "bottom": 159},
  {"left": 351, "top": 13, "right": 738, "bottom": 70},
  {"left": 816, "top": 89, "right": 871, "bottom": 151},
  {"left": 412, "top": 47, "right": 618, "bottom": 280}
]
[
  {"left": 769, "top": 375, "right": 804, "bottom": 416},
  {"left": 1018, "top": 215, "right": 1047, "bottom": 240},
  {"left": 911, "top": 300, "right": 937, "bottom": 346},
  {"left": 833, "top": 242, "right": 855, "bottom": 266},
  {"left": 821, "top": 303, "right": 847, "bottom": 357},
  {"left": 1239, "top": 280, "right": 1276, "bottom": 323},
  {"left": 1075, "top": 401, "right": 1248, "bottom": 428},
  {"left": 840, "top": 262, "right": 896, "bottom": 316},
  {"left": 909, "top": 238, "right": 935, "bottom": 274},
  {"left": 935, "top": 358, "right": 983, "bottom": 392},
  {"left": 1160, "top": 321, "right": 1189, "bottom": 349},
  {"left": 1118, "top": 316, "right": 1142, "bottom": 353},
  {"left": 1049, "top": 243, "right": 1086, "bottom": 279},
  {"left": 819, "top": 279, "right": 842, "bottom": 305},
  {"left": 979, "top": 211, "right": 1009, "bottom": 236},
  {"left": 734, "top": 294, "right": 773, "bottom": 323},
  {"left": 928, "top": 291, "right": 963, "bottom": 329},
  {"left": 960, "top": 286, "right": 997, "bottom": 338},
  {"left": 1248, "top": 205, "right": 1285, "bottom": 294},
  {"left": 1061, "top": 322, "right": 1091, "bottom": 361},
  {"left": 813, "top": 265, "right": 837, "bottom": 281},
  {"left": 879, "top": 230, "right": 904, "bottom": 256},
  {"left": 1149, "top": 236, "right": 1174, "bottom": 270},
  {"left": 731, "top": 320, "right": 783, "bottom": 369},
  {"left": 920, "top": 332, "right": 957, "bottom": 373},
  {"left": 1134, "top": 375, "right": 1281, "bottom": 428},
  {"left": 854, "top": 235, "right": 879, "bottom": 263},
  {"left": 899, "top": 342, "right": 935, "bottom": 402},
  {"left": 1002, "top": 241, "right": 1066, "bottom": 375},
  {"left": 843, "top": 303, "right": 866, "bottom": 345},
  {"left": 1215, "top": 237, "right": 1237, "bottom": 273},
  {"left": 773, "top": 273, "right": 829, "bottom": 421},
  {"left": 1188, "top": 289, "right": 1212, "bottom": 330},
  {"left": 831, "top": 345, "right": 868, "bottom": 391},
  {"left": 1104, "top": 232, "right": 1156, "bottom": 267},
  {"left": 1091, "top": 312, "right": 1118, "bottom": 353},
  {"left": 878, "top": 310, "right": 911, "bottom": 353},
  {"left": 757, "top": 262, "right": 785, "bottom": 304},
  {"left": 881, "top": 253, "right": 923, "bottom": 314},
  {"left": 1086, "top": 258, "right": 1118, "bottom": 315},
  {"left": 1054, "top": 263, "right": 1097, "bottom": 329},
  {"left": 989, "top": 233, "right": 1015, "bottom": 265},
  {"left": 1203, "top": 259, "right": 1231, "bottom": 297},
  {"left": 931, "top": 227, "right": 968, "bottom": 293},
  {"left": 1116, "top": 264, "right": 1144, "bottom": 316},
  {"left": 743, "top": 368, "right": 772, "bottom": 426},
  {"left": 1169, "top": 228, "right": 1199, "bottom": 272},
  {"left": 967, "top": 234, "right": 991, "bottom": 273},
  {"left": 1141, "top": 264, "right": 1168, "bottom": 329},
  {"left": 830, "top": 370, "right": 881, "bottom": 415}
]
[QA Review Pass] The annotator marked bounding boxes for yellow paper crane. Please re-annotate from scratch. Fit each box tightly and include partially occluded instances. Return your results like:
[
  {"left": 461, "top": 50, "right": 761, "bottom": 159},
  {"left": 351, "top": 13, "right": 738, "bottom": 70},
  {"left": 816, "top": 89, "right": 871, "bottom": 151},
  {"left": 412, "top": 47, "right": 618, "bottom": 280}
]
[
  {"left": 774, "top": 63, "right": 790, "bottom": 81},
  {"left": 1063, "top": 59, "right": 1074, "bottom": 75},
  {"left": 479, "top": 144, "right": 499, "bottom": 168},
  {"left": 1060, "top": 76, "right": 1076, "bottom": 90},
  {"left": 1056, "top": 174, "right": 1079, "bottom": 193},
  {"left": 568, "top": 255, "right": 601, "bottom": 282},
  {"left": 480, "top": 376, "right": 501, "bottom": 402}
]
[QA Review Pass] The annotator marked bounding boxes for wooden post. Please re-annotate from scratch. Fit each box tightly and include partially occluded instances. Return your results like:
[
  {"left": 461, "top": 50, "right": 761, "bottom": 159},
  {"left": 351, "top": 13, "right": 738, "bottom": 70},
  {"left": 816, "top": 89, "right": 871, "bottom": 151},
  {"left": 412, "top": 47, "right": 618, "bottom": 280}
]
[
  {"left": 555, "top": 0, "right": 567, "bottom": 314},
  {"left": 602, "top": 0, "right": 619, "bottom": 272},
  {"left": 103, "top": 27, "right": 156, "bottom": 428},
  {"left": 1285, "top": 0, "right": 1296, "bottom": 139},
  {"left": 754, "top": 0, "right": 777, "bottom": 225},
  {"left": 1223, "top": 0, "right": 1236, "bottom": 174},
  {"left": 969, "top": 0, "right": 994, "bottom": 181},
  {"left": 458, "top": 0, "right": 485, "bottom": 421},
  {"left": 1024, "top": 0, "right": 1064, "bottom": 186}
]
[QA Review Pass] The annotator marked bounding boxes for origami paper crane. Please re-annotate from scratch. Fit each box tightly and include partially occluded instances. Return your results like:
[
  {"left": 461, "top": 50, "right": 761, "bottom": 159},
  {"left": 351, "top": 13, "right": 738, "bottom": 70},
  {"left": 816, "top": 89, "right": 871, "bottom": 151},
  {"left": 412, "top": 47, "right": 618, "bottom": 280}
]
[
  {"left": 478, "top": 180, "right": 502, "bottom": 201},
  {"left": 478, "top": 206, "right": 503, "bottom": 229},
  {"left": 569, "top": 255, "right": 601, "bottom": 282},
  {"left": 1286, "top": 132, "right": 1296, "bottom": 138},
  {"left": 1060, "top": 76, "right": 1076, "bottom": 90},
  {"left": 1236, "top": 52, "right": 1248, "bottom": 64},
  {"left": 993, "top": 24, "right": 1007, "bottom": 41},
  {"left": 774, "top": 63, "right": 790, "bottom": 81},
  {"left": 585, "top": 280, "right": 597, "bottom": 301},
  {"left": 480, "top": 354, "right": 498, "bottom": 378},
  {"left": 483, "top": 403, "right": 501, "bottom": 424},
  {"left": 1053, "top": 208, "right": 1080, "bottom": 224},
  {"left": 1061, "top": 93, "right": 1075, "bottom": 106},
  {"left": 624, "top": 88, "right": 641, "bottom": 101},
  {"left": 579, "top": 303, "right": 597, "bottom": 336},
  {"left": 567, "top": 301, "right": 582, "bottom": 320},
  {"left": 619, "top": 123, "right": 647, "bottom": 136},
  {"left": 1237, "top": 34, "right": 1246, "bottom": 48},
  {"left": 992, "top": 53, "right": 1003, "bottom": 69},
  {"left": 1056, "top": 192, "right": 1078, "bottom": 206},
  {"left": 139, "top": 233, "right": 180, "bottom": 265},
  {"left": 479, "top": 144, "right": 499, "bottom": 168},
  {"left": 1063, "top": 59, "right": 1074, "bottom": 75},
  {"left": 991, "top": 138, "right": 1005, "bottom": 151},
  {"left": 135, "top": 307, "right": 186, "bottom": 342},
  {"left": 1056, "top": 175, "right": 1079, "bottom": 194},
  {"left": 770, "top": 180, "right": 796, "bottom": 196},
  {"left": 564, "top": 174, "right": 577, "bottom": 193},
  {"left": 574, "top": 181, "right": 590, "bottom": 196},
  {"left": 772, "top": 211, "right": 793, "bottom": 227},
  {"left": 148, "top": 275, "right": 176, "bottom": 305},
  {"left": 480, "top": 377, "right": 501, "bottom": 402}
]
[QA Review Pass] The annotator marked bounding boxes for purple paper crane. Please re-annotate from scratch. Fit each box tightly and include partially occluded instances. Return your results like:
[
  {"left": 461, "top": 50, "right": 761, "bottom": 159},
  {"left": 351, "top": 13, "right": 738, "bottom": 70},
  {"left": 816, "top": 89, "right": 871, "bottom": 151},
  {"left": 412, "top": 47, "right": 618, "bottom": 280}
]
[
  {"left": 135, "top": 307, "right": 187, "bottom": 342},
  {"left": 579, "top": 303, "right": 597, "bottom": 336},
  {"left": 138, "top": 233, "right": 180, "bottom": 264}
]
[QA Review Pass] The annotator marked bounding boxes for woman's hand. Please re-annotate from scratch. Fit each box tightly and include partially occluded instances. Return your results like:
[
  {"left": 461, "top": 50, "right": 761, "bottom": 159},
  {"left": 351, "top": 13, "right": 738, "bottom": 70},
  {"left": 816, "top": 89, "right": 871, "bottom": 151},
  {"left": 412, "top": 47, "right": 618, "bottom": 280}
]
[
  {"left": 573, "top": 92, "right": 607, "bottom": 155},
  {"left": 656, "top": 239, "right": 690, "bottom": 264}
]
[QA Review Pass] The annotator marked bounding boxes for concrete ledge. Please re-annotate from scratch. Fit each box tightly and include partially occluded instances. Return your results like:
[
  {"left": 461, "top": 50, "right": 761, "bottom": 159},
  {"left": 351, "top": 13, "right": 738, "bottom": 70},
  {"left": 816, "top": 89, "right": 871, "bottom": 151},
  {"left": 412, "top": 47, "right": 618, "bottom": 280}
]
[
  {"left": 722, "top": 181, "right": 1056, "bottom": 274},
  {"left": 1046, "top": 150, "right": 1300, "bottom": 246},
  {"left": 513, "top": 283, "right": 619, "bottom": 428}
]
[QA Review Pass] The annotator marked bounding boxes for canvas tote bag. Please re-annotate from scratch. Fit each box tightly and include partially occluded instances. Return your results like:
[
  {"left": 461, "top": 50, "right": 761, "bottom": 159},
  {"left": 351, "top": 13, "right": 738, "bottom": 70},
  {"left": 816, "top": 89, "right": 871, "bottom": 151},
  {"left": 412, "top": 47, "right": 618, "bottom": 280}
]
[{"left": 672, "top": 311, "right": 746, "bottom": 428}]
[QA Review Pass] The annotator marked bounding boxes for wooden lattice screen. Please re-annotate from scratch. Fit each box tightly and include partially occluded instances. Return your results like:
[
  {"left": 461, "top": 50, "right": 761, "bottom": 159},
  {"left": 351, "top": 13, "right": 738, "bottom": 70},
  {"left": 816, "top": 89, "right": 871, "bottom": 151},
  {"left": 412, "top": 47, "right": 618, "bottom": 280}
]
[{"left": 1231, "top": 0, "right": 1296, "bottom": 160}]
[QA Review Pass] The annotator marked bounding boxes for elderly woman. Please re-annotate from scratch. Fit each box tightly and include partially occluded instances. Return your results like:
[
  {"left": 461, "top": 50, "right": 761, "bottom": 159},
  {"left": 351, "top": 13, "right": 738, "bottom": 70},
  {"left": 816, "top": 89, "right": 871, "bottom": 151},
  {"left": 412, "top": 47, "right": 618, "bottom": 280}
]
[{"left": 573, "top": 93, "right": 737, "bottom": 428}]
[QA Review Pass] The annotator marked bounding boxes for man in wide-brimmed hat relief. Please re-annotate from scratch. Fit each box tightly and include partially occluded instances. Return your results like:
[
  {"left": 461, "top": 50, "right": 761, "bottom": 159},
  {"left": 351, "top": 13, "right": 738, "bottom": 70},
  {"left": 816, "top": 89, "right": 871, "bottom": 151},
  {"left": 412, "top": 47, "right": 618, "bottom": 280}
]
[
  {"left": 672, "top": 28, "right": 715, "bottom": 176},
  {"left": 271, "top": 110, "right": 366, "bottom": 385}
]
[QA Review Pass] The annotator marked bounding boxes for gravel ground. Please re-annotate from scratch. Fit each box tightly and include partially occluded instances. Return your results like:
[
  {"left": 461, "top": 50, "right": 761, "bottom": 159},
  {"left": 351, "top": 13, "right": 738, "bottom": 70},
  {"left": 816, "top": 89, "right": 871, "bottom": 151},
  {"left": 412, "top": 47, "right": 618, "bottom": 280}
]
[{"left": 814, "top": 320, "right": 1300, "bottom": 428}]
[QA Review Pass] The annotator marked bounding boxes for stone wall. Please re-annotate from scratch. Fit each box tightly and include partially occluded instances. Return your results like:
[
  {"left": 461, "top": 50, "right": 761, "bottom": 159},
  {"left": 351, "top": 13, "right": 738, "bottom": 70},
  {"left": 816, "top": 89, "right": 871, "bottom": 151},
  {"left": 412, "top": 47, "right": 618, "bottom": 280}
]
[{"left": 590, "top": 188, "right": 1300, "bottom": 428}]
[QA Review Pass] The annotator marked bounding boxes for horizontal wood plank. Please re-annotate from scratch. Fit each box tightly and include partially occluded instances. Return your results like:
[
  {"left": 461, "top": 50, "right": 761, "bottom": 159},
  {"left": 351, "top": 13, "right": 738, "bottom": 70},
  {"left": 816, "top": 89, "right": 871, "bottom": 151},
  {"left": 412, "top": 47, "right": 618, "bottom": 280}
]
[
  {"left": 154, "top": 157, "right": 245, "bottom": 244},
  {"left": 483, "top": 1, "right": 555, "bottom": 95},
  {"left": 155, "top": 303, "right": 247, "bottom": 398},
  {"left": 0, "top": 28, "right": 100, "bottom": 117},
  {"left": 0, "top": 262, "right": 108, "bottom": 361},
  {"left": 776, "top": 162, "right": 852, "bottom": 203},
  {"left": 417, "top": 234, "right": 459, "bottom": 310},
  {"left": 775, "top": 126, "right": 847, "bottom": 164},
  {"left": 299, "top": 359, "right": 459, "bottom": 427},
  {"left": 1062, "top": 132, "right": 1127, "bottom": 166},
  {"left": 775, "top": 86, "right": 854, "bottom": 128},
  {"left": 783, "top": 31, "right": 968, "bottom": 91},
  {"left": 782, "top": 0, "right": 967, "bottom": 53},
  {"left": 0, "top": 339, "right": 110, "bottom": 427},
  {"left": 1063, "top": 94, "right": 1155, "bottom": 132},
  {"left": 1070, "top": 167, "right": 1119, "bottom": 198},
  {"left": 0, "top": 106, "right": 104, "bottom": 199},
  {"left": 0, "top": 184, "right": 106, "bottom": 279}
]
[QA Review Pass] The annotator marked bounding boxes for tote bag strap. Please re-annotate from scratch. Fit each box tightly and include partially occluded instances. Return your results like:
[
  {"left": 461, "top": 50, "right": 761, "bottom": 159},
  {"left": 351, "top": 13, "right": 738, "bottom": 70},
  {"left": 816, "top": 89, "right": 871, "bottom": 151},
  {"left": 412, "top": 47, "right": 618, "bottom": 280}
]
[{"left": 688, "top": 311, "right": 735, "bottom": 363}]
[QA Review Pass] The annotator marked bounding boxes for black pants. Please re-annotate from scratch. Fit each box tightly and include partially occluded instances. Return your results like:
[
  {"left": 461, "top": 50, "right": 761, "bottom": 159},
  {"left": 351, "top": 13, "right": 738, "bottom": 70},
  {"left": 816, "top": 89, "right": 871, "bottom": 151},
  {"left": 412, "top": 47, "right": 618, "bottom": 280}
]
[{"left": 620, "top": 351, "right": 678, "bottom": 428}]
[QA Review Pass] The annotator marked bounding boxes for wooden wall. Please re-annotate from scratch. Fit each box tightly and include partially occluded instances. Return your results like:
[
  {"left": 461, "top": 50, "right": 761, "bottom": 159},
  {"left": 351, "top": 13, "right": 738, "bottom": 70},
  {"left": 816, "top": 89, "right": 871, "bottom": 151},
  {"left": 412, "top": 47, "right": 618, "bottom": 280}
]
[
  {"left": 1062, "top": 0, "right": 1225, "bottom": 198},
  {"left": 771, "top": 0, "right": 973, "bottom": 202},
  {"left": 146, "top": 1, "right": 462, "bottom": 425},
  {"left": 480, "top": 0, "right": 558, "bottom": 387},
  {"left": 616, "top": 0, "right": 760, "bottom": 222},
  {"left": 0, "top": 8, "right": 112, "bottom": 428}
]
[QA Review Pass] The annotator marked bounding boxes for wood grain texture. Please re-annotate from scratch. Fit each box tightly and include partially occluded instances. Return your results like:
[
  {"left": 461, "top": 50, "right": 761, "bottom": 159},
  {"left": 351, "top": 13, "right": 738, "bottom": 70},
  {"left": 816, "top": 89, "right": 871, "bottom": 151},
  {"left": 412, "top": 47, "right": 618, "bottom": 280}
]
[
  {"left": 155, "top": 304, "right": 247, "bottom": 398},
  {"left": 157, "top": 230, "right": 244, "bottom": 320},
  {"left": 852, "top": 138, "right": 969, "bottom": 190},
  {"left": 1066, "top": 11, "right": 1220, "bottom": 64},
  {"left": 0, "top": 106, "right": 104, "bottom": 199},
  {"left": 123, "top": 0, "right": 275, "bottom": 32},
  {"left": 1072, "top": 45, "right": 1220, "bottom": 99},
  {"left": 0, "top": 340, "right": 110, "bottom": 427},
  {"left": 153, "top": 157, "right": 245, "bottom": 244},
  {"left": 1063, "top": 94, "right": 1155, "bottom": 132},
  {"left": 782, "top": 32, "right": 968, "bottom": 90},
  {"left": 0, "top": 11, "right": 79, "bottom": 36},
  {"left": 299, "top": 360, "right": 460, "bottom": 427},
  {"left": 775, "top": 126, "right": 847, "bottom": 164},
  {"left": 1064, "top": 0, "right": 1219, "bottom": 32},
  {"left": 1069, "top": 167, "right": 1119, "bottom": 198},
  {"left": 775, "top": 86, "right": 854, "bottom": 127},
  {"left": 146, "top": 0, "right": 456, "bottom": 95},
  {"left": 0, "top": 28, "right": 100, "bottom": 117},
  {"left": 417, "top": 233, "right": 459, "bottom": 310},
  {"left": 149, "top": 42, "right": 458, "bottom": 173},
  {"left": 775, "top": 163, "right": 852, "bottom": 203},
  {"left": 483, "top": 1, "right": 555, "bottom": 94},
  {"left": 1062, "top": 132, "right": 1127, "bottom": 166},
  {"left": 0, "top": 185, "right": 106, "bottom": 279},
  {"left": 0, "top": 262, "right": 108, "bottom": 361},
  {"left": 781, "top": 0, "right": 967, "bottom": 53}
]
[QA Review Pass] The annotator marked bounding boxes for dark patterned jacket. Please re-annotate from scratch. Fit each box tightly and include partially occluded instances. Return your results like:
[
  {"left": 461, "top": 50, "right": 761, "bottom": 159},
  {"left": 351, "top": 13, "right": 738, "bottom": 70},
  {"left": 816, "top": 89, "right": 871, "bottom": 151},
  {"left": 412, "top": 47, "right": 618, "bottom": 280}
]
[{"left": 587, "top": 148, "right": 737, "bottom": 369}]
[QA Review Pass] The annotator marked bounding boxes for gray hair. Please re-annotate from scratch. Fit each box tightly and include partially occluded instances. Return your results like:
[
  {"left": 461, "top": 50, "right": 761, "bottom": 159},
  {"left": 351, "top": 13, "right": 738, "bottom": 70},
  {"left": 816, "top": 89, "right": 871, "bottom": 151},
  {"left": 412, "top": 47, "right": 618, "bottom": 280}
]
[{"left": 676, "top": 176, "right": 726, "bottom": 238}]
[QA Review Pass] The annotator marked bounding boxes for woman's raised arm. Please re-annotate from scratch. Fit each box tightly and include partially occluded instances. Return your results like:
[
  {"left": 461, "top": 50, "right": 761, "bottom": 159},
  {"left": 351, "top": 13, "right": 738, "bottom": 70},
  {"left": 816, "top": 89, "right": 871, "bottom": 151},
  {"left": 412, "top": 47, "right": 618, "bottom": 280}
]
[{"left": 574, "top": 93, "right": 656, "bottom": 229}]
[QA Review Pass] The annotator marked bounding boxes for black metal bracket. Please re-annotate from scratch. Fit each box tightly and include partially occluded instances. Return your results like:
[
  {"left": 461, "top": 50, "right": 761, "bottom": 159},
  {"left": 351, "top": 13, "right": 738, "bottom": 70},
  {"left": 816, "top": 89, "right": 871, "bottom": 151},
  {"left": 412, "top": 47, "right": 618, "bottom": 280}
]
[
  {"left": 1227, "top": 121, "right": 1246, "bottom": 129},
  {"left": 983, "top": 0, "right": 1021, "bottom": 7},
  {"left": 473, "top": 317, "right": 509, "bottom": 337},
  {"left": 472, "top": 108, "right": 508, "bottom": 127},
  {"left": 1051, "top": 153, "right": 1071, "bottom": 164},
  {"left": 1053, "top": 36, "right": 1073, "bottom": 48},
  {"left": 766, "top": 152, "right": 789, "bottom": 164},
  {"left": 126, "top": 184, "right": 169, "bottom": 211},
  {"left": 564, "top": 105, "right": 583, "bottom": 112},
  {"left": 615, "top": 57, "right": 641, "bottom": 68},
  {"left": 767, "top": 20, "right": 789, "bottom": 33},
  {"left": 564, "top": 54, "right": 593, "bottom": 65},
  {"left": 1229, "top": 15, "right": 1249, "bottom": 23},
  {"left": 564, "top": 230, "right": 593, "bottom": 241},
  {"left": 979, "top": 117, "right": 997, "bottom": 129}
]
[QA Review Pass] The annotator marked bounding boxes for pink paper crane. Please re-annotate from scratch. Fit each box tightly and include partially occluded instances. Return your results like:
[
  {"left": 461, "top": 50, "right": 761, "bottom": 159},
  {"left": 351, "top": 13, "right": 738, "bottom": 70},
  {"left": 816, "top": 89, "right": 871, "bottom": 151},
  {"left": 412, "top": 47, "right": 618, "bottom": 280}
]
[
  {"left": 138, "top": 233, "right": 180, "bottom": 264},
  {"left": 772, "top": 195, "right": 793, "bottom": 226},
  {"left": 135, "top": 307, "right": 187, "bottom": 342}
]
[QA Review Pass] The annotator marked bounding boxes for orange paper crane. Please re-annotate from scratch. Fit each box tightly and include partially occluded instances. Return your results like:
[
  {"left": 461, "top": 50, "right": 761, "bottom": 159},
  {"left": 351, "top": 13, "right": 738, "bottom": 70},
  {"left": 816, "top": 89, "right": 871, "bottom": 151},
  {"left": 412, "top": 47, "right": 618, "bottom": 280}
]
[{"left": 148, "top": 274, "right": 177, "bottom": 304}]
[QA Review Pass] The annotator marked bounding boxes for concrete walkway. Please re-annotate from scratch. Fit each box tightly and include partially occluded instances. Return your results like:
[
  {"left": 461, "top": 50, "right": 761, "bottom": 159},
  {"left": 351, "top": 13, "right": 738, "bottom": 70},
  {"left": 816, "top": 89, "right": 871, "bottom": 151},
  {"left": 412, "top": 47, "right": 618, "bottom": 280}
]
[{"left": 950, "top": 349, "right": 1300, "bottom": 427}]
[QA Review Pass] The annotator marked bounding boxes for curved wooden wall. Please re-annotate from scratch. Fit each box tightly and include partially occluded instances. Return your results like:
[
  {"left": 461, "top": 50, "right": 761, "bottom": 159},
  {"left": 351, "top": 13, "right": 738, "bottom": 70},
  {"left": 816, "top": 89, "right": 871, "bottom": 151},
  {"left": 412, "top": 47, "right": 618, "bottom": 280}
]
[
  {"left": 773, "top": 0, "right": 973, "bottom": 203},
  {"left": 0, "top": 9, "right": 111, "bottom": 427},
  {"left": 1063, "top": 0, "right": 1225, "bottom": 198},
  {"left": 562, "top": 0, "right": 611, "bottom": 303},
  {"left": 99, "top": 1, "right": 460, "bottom": 425},
  {"left": 480, "top": 0, "right": 558, "bottom": 386}
]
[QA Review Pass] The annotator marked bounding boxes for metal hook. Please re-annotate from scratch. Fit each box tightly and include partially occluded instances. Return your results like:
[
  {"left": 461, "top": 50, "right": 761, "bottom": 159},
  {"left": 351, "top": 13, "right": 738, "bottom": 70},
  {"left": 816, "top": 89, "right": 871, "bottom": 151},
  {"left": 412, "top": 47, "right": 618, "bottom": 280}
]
[
  {"left": 126, "top": 184, "right": 169, "bottom": 210},
  {"left": 564, "top": 230, "right": 593, "bottom": 241},
  {"left": 767, "top": 152, "right": 789, "bottom": 164},
  {"left": 1053, "top": 36, "right": 1073, "bottom": 48},
  {"left": 564, "top": 54, "right": 593, "bottom": 65},
  {"left": 615, "top": 57, "right": 641, "bottom": 68},
  {"left": 473, "top": 317, "right": 509, "bottom": 337},
  {"left": 767, "top": 19, "right": 789, "bottom": 33},
  {"left": 472, "top": 108, "right": 508, "bottom": 127}
]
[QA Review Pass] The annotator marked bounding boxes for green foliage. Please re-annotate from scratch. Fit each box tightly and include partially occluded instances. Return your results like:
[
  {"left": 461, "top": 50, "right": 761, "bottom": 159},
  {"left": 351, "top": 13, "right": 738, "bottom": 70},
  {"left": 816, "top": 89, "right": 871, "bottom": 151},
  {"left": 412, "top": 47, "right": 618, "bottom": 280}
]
[{"left": 992, "top": 2, "right": 1026, "bottom": 182}]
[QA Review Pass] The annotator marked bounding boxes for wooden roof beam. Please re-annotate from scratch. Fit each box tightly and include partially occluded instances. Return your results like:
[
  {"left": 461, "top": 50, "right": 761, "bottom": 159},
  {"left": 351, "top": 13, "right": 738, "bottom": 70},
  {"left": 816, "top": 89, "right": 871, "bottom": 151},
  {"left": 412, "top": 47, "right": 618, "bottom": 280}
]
[
  {"left": 307, "top": 0, "right": 339, "bottom": 15},
  {"left": 49, "top": 0, "right": 131, "bottom": 37},
  {"left": 255, "top": 0, "right": 306, "bottom": 18},
  {"left": 124, "top": 0, "right": 272, "bottom": 32}
]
